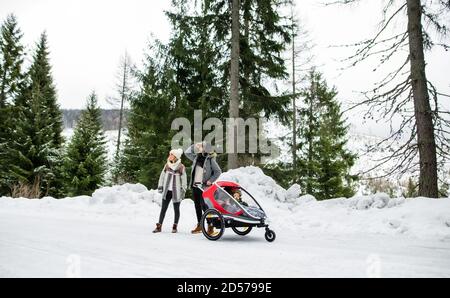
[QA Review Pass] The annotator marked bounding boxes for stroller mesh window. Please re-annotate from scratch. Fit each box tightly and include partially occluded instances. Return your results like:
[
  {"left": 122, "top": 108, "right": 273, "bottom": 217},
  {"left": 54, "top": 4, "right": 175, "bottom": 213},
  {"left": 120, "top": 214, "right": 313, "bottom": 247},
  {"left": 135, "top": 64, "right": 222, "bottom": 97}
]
[
  {"left": 214, "top": 187, "right": 243, "bottom": 214},
  {"left": 238, "top": 188, "right": 266, "bottom": 219}
]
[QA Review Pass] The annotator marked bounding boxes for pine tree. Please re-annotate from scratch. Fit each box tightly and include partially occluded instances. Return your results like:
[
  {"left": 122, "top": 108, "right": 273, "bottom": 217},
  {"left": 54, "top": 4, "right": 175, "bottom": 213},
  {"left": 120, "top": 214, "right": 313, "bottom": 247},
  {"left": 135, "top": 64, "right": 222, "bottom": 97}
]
[
  {"left": 114, "top": 1, "right": 193, "bottom": 187},
  {"left": 288, "top": 3, "right": 313, "bottom": 173},
  {"left": 4, "top": 32, "right": 63, "bottom": 197},
  {"left": 108, "top": 52, "right": 133, "bottom": 184},
  {"left": 26, "top": 32, "right": 63, "bottom": 148},
  {"left": 116, "top": 0, "right": 297, "bottom": 185},
  {"left": 7, "top": 81, "right": 60, "bottom": 197},
  {"left": 164, "top": 0, "right": 229, "bottom": 167},
  {"left": 164, "top": 0, "right": 225, "bottom": 121},
  {"left": 165, "top": 0, "right": 293, "bottom": 168},
  {"left": 117, "top": 48, "right": 177, "bottom": 188},
  {"left": 295, "top": 70, "right": 357, "bottom": 200},
  {"left": 209, "top": 0, "right": 293, "bottom": 167},
  {"left": 62, "top": 92, "right": 108, "bottom": 196},
  {"left": 404, "top": 177, "right": 418, "bottom": 198},
  {"left": 116, "top": 1, "right": 222, "bottom": 187},
  {"left": 0, "top": 14, "right": 24, "bottom": 107},
  {"left": 0, "top": 14, "right": 25, "bottom": 195}
]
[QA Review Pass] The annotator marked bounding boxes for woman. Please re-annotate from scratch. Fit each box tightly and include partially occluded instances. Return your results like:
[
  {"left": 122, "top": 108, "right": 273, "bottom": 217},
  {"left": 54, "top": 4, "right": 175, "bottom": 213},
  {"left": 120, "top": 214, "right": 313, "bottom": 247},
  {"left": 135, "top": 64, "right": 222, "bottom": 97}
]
[
  {"left": 153, "top": 148, "right": 187, "bottom": 233},
  {"left": 184, "top": 142, "right": 222, "bottom": 234}
]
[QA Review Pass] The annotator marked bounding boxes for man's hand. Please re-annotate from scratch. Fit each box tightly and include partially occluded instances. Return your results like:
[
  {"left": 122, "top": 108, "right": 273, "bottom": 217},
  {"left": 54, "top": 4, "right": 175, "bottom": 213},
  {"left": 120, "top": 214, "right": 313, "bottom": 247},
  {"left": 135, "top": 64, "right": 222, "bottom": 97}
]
[
  {"left": 195, "top": 142, "right": 203, "bottom": 153},
  {"left": 206, "top": 181, "right": 212, "bottom": 186}
]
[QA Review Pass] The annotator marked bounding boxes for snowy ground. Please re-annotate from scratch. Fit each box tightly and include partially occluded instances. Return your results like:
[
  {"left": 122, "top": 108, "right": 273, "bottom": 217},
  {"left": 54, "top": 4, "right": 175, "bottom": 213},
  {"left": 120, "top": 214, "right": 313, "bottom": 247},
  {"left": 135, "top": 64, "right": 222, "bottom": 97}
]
[{"left": 1, "top": 167, "right": 450, "bottom": 277}]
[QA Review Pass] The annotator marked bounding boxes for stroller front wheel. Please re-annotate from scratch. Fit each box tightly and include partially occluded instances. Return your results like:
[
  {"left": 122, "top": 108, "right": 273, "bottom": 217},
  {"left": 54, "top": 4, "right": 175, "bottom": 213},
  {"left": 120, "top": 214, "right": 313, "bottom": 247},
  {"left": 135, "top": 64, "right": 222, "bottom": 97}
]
[
  {"left": 201, "top": 209, "right": 225, "bottom": 241},
  {"left": 264, "top": 229, "right": 276, "bottom": 242}
]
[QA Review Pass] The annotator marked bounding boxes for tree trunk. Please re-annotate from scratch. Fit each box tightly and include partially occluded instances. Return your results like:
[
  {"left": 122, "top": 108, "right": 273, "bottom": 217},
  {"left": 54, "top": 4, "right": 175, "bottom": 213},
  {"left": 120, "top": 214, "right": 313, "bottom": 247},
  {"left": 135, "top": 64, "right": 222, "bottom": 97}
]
[
  {"left": 0, "top": 70, "right": 6, "bottom": 108},
  {"left": 291, "top": 16, "right": 297, "bottom": 172},
  {"left": 407, "top": 0, "right": 438, "bottom": 197},
  {"left": 228, "top": 0, "right": 240, "bottom": 170},
  {"left": 307, "top": 77, "right": 314, "bottom": 194},
  {"left": 116, "top": 57, "right": 128, "bottom": 161}
]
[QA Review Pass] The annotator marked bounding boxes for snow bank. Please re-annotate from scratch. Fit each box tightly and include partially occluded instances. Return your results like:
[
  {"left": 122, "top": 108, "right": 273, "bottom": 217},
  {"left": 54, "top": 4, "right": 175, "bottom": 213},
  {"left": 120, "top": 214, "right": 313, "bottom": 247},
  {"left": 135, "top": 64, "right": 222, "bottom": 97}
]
[
  {"left": 91, "top": 183, "right": 159, "bottom": 205},
  {"left": 0, "top": 184, "right": 163, "bottom": 220},
  {"left": 1, "top": 166, "right": 449, "bottom": 240},
  {"left": 219, "top": 167, "right": 450, "bottom": 240},
  {"left": 286, "top": 194, "right": 450, "bottom": 240},
  {"left": 219, "top": 166, "right": 289, "bottom": 203},
  {"left": 286, "top": 184, "right": 302, "bottom": 201}
]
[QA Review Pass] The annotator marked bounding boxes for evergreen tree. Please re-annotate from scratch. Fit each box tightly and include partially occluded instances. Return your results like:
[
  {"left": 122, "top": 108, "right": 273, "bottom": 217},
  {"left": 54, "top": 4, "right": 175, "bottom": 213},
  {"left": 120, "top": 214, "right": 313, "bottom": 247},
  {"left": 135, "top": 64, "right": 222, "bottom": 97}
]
[
  {"left": 263, "top": 5, "right": 313, "bottom": 189},
  {"left": 62, "top": 92, "right": 107, "bottom": 196},
  {"left": 116, "top": 0, "right": 298, "bottom": 185},
  {"left": 26, "top": 32, "right": 63, "bottom": 147},
  {"left": 109, "top": 52, "right": 134, "bottom": 184},
  {"left": 7, "top": 80, "right": 60, "bottom": 196},
  {"left": 295, "top": 70, "right": 357, "bottom": 200},
  {"left": 404, "top": 177, "right": 418, "bottom": 198},
  {"left": 0, "top": 14, "right": 25, "bottom": 195},
  {"left": 439, "top": 181, "right": 449, "bottom": 198},
  {"left": 164, "top": 1, "right": 226, "bottom": 122},
  {"left": 0, "top": 14, "right": 25, "bottom": 106},
  {"left": 5, "top": 32, "right": 63, "bottom": 197},
  {"left": 165, "top": 0, "right": 293, "bottom": 168},
  {"left": 115, "top": 43, "right": 176, "bottom": 188},
  {"left": 116, "top": 0, "right": 227, "bottom": 187},
  {"left": 164, "top": 0, "right": 229, "bottom": 168},
  {"left": 210, "top": 0, "right": 293, "bottom": 167}
]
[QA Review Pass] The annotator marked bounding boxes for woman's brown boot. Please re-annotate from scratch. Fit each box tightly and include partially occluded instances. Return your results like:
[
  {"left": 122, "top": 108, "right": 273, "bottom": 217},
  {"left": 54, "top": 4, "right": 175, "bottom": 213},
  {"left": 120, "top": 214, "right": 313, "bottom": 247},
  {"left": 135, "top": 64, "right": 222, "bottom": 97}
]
[
  {"left": 191, "top": 223, "right": 202, "bottom": 234},
  {"left": 152, "top": 223, "right": 162, "bottom": 233},
  {"left": 172, "top": 224, "right": 178, "bottom": 233}
]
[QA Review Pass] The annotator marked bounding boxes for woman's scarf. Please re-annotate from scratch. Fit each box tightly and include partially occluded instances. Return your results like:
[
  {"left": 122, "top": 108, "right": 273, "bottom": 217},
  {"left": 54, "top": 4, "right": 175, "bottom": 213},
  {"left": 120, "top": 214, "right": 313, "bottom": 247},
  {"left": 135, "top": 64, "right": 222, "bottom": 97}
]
[
  {"left": 164, "top": 158, "right": 183, "bottom": 200},
  {"left": 167, "top": 158, "right": 181, "bottom": 171}
]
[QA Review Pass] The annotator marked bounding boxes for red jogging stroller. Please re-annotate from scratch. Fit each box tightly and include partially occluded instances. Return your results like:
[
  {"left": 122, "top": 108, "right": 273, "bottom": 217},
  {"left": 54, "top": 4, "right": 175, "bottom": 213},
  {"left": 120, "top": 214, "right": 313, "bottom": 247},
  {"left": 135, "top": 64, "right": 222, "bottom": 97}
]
[{"left": 194, "top": 181, "right": 276, "bottom": 242}]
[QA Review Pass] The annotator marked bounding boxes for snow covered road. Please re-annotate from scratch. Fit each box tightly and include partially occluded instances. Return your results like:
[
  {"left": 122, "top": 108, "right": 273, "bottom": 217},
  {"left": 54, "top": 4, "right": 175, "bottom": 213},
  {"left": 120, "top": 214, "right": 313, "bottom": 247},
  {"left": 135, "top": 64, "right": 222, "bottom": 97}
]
[
  {"left": 2, "top": 167, "right": 450, "bottom": 277},
  {"left": 1, "top": 207, "right": 450, "bottom": 278}
]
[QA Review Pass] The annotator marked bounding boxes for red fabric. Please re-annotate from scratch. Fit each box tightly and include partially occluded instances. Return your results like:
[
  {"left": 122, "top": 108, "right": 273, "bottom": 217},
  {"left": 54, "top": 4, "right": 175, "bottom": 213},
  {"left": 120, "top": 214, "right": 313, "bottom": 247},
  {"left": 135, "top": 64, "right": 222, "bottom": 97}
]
[{"left": 202, "top": 182, "right": 244, "bottom": 216}]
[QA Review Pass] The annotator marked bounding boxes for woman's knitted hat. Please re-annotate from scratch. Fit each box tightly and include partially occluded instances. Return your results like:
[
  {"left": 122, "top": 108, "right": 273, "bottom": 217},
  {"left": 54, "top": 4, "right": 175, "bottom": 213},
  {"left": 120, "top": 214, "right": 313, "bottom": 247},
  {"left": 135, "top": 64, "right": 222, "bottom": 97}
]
[{"left": 170, "top": 148, "right": 183, "bottom": 160}]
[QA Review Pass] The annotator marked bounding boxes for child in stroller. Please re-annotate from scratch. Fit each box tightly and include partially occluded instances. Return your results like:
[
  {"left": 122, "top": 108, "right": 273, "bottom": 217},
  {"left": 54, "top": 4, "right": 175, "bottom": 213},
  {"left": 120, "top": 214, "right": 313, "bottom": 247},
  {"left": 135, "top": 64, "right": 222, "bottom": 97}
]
[
  {"left": 216, "top": 187, "right": 248, "bottom": 213},
  {"left": 229, "top": 188, "right": 249, "bottom": 207}
]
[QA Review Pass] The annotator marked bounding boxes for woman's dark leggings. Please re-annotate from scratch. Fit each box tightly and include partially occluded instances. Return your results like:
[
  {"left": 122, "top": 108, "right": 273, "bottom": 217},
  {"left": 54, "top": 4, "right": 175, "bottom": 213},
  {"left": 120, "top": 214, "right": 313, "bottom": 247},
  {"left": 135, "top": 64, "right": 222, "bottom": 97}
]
[
  {"left": 158, "top": 191, "right": 180, "bottom": 225},
  {"left": 193, "top": 187, "right": 207, "bottom": 223}
]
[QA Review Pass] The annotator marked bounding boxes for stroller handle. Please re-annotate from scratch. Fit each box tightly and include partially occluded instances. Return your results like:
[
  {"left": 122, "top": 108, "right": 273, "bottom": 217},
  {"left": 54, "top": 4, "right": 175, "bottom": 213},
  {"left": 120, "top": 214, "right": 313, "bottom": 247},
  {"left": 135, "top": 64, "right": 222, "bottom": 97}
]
[{"left": 193, "top": 182, "right": 205, "bottom": 191}]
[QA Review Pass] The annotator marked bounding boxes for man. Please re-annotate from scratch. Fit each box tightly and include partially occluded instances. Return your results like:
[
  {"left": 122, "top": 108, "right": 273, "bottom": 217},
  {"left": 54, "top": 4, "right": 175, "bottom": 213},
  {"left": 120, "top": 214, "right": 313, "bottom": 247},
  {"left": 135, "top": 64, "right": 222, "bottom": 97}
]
[{"left": 184, "top": 142, "right": 222, "bottom": 234}]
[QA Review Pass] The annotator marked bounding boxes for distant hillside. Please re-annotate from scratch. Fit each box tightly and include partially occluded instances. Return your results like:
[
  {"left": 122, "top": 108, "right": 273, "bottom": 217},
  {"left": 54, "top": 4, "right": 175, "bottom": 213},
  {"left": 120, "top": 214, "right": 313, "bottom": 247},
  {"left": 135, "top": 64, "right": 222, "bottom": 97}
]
[{"left": 62, "top": 109, "right": 128, "bottom": 130}]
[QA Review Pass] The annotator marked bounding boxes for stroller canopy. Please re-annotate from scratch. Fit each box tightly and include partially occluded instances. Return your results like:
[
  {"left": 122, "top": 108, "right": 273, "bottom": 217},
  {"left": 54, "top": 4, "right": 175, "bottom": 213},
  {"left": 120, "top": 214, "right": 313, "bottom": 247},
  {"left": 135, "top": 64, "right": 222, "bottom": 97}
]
[{"left": 202, "top": 181, "right": 265, "bottom": 219}]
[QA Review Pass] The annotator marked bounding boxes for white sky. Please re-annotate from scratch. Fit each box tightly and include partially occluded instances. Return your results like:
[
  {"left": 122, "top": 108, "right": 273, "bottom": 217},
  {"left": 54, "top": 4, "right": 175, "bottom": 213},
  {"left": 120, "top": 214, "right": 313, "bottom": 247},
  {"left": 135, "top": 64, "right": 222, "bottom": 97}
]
[{"left": 1, "top": 0, "right": 449, "bottom": 137}]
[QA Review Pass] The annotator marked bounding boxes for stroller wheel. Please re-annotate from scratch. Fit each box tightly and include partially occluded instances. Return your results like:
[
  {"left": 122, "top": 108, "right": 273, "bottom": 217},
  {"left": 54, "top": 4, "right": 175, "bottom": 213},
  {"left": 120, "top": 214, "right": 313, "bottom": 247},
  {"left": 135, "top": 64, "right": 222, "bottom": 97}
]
[
  {"left": 232, "top": 226, "right": 252, "bottom": 236},
  {"left": 201, "top": 209, "right": 225, "bottom": 241},
  {"left": 264, "top": 229, "right": 276, "bottom": 242}
]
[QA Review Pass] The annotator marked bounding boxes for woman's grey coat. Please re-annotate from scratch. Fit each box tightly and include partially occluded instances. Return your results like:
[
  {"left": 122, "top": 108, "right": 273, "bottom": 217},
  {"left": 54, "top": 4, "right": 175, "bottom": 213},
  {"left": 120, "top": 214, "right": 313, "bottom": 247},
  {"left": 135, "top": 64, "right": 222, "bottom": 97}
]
[
  {"left": 157, "top": 164, "right": 187, "bottom": 203},
  {"left": 184, "top": 144, "right": 222, "bottom": 188}
]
